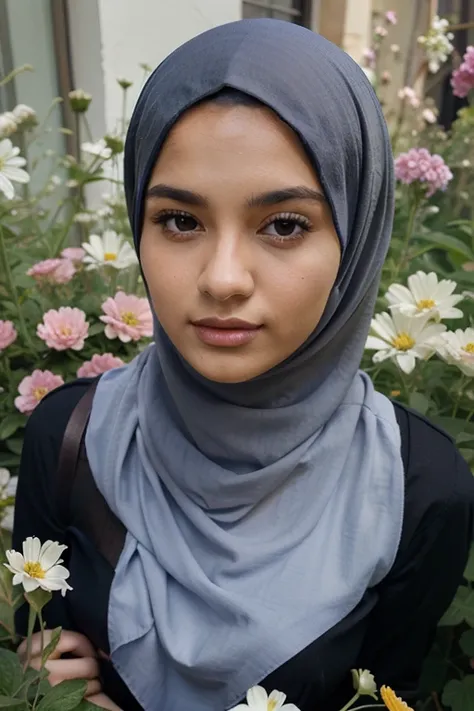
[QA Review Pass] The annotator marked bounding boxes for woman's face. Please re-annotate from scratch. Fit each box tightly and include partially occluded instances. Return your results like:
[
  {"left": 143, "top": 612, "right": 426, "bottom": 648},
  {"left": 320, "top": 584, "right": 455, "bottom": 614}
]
[{"left": 140, "top": 101, "right": 341, "bottom": 383}]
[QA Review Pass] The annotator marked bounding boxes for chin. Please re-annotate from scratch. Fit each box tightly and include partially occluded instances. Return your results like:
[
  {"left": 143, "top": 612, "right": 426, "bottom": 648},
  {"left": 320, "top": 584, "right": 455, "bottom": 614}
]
[{"left": 188, "top": 355, "right": 270, "bottom": 384}]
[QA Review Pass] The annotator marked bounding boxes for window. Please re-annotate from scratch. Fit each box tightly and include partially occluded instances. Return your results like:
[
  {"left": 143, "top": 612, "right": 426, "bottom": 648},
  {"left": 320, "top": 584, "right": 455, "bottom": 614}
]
[{"left": 242, "top": 0, "right": 311, "bottom": 27}]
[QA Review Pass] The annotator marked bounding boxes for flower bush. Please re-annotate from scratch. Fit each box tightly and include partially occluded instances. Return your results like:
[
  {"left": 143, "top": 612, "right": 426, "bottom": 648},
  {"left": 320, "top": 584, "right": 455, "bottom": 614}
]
[{"left": 0, "top": 13, "right": 473, "bottom": 711}]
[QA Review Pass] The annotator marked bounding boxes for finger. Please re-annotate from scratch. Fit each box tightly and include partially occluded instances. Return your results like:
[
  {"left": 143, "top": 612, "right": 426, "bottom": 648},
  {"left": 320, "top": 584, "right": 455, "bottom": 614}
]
[
  {"left": 46, "top": 657, "right": 100, "bottom": 683},
  {"left": 87, "top": 693, "right": 123, "bottom": 710},
  {"left": 18, "top": 630, "right": 97, "bottom": 662}
]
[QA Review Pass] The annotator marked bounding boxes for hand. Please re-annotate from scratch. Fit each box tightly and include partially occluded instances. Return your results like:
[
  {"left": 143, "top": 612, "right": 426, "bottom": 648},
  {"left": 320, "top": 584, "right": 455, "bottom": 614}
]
[{"left": 17, "top": 629, "right": 123, "bottom": 709}]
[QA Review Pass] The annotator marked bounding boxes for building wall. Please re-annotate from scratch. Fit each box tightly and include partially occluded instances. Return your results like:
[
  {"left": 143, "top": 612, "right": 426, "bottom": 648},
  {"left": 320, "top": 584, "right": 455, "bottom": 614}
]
[{"left": 68, "top": 0, "right": 242, "bottom": 140}]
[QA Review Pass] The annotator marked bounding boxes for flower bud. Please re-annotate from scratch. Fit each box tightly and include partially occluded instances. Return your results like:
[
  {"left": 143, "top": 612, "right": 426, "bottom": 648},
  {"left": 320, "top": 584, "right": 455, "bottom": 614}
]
[
  {"left": 68, "top": 89, "right": 92, "bottom": 113},
  {"left": 351, "top": 669, "right": 378, "bottom": 699}
]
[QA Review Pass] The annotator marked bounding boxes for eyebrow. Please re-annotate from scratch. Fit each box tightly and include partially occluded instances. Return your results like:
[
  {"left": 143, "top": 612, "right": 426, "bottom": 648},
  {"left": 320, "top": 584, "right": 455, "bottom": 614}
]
[{"left": 146, "top": 183, "right": 326, "bottom": 208}]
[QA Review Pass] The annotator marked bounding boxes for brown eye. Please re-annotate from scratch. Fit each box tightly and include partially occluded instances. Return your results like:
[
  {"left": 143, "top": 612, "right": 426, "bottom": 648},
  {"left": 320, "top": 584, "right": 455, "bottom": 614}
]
[
  {"left": 260, "top": 213, "right": 312, "bottom": 242},
  {"left": 167, "top": 215, "right": 199, "bottom": 232},
  {"left": 272, "top": 219, "right": 301, "bottom": 237}
]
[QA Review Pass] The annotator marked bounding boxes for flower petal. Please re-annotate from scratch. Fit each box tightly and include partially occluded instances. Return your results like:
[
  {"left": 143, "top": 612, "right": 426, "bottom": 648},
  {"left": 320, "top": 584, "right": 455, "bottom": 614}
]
[
  {"left": 23, "top": 537, "right": 41, "bottom": 562},
  {"left": 39, "top": 541, "right": 67, "bottom": 570},
  {"left": 22, "top": 576, "right": 40, "bottom": 593},
  {"left": 365, "top": 336, "right": 389, "bottom": 351},
  {"left": 0, "top": 172, "right": 14, "bottom": 199},
  {"left": 246, "top": 685, "right": 268, "bottom": 708},
  {"left": 396, "top": 353, "right": 416, "bottom": 374},
  {"left": 5, "top": 550, "right": 25, "bottom": 574}
]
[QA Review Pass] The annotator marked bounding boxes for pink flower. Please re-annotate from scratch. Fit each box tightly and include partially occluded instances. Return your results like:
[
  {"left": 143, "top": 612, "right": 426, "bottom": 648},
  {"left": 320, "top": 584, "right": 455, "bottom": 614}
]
[
  {"left": 15, "top": 369, "right": 64, "bottom": 414},
  {"left": 0, "top": 320, "right": 17, "bottom": 351},
  {"left": 451, "top": 46, "right": 474, "bottom": 98},
  {"left": 385, "top": 10, "right": 397, "bottom": 25},
  {"left": 61, "top": 247, "right": 85, "bottom": 263},
  {"left": 394, "top": 147, "right": 453, "bottom": 197},
  {"left": 374, "top": 25, "right": 388, "bottom": 38},
  {"left": 27, "top": 258, "right": 76, "bottom": 285},
  {"left": 100, "top": 291, "right": 153, "bottom": 343},
  {"left": 362, "top": 47, "right": 376, "bottom": 69},
  {"left": 398, "top": 86, "right": 420, "bottom": 108},
  {"left": 77, "top": 353, "right": 125, "bottom": 378},
  {"left": 37, "top": 307, "right": 89, "bottom": 351}
]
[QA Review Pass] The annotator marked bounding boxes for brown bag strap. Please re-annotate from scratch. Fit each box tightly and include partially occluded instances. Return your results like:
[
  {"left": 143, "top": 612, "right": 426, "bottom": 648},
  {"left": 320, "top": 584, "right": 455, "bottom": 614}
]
[{"left": 56, "top": 379, "right": 100, "bottom": 525}]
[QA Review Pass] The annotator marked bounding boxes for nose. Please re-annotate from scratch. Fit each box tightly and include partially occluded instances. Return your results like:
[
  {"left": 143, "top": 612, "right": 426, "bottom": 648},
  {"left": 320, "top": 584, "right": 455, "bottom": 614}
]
[{"left": 197, "top": 231, "right": 254, "bottom": 302}]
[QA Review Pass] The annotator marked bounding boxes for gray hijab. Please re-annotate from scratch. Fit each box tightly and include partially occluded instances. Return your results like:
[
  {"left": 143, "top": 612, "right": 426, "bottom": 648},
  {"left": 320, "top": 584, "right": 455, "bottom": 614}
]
[{"left": 85, "top": 18, "right": 404, "bottom": 711}]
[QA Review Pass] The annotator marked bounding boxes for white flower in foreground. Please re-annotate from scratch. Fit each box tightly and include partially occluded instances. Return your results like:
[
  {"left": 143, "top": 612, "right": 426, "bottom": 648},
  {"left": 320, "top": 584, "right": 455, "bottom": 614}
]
[
  {"left": 351, "top": 669, "right": 378, "bottom": 699},
  {"left": 12, "top": 103, "right": 37, "bottom": 127},
  {"left": 82, "top": 230, "right": 138, "bottom": 270},
  {"left": 0, "top": 138, "right": 30, "bottom": 200},
  {"left": 386, "top": 271, "right": 463, "bottom": 321},
  {"left": 0, "top": 467, "right": 17, "bottom": 532},
  {"left": 229, "top": 686, "right": 300, "bottom": 711},
  {"left": 81, "top": 138, "right": 112, "bottom": 160},
  {"left": 366, "top": 311, "right": 446, "bottom": 374},
  {"left": 4, "top": 537, "right": 72, "bottom": 597},
  {"left": 436, "top": 328, "right": 474, "bottom": 376}
]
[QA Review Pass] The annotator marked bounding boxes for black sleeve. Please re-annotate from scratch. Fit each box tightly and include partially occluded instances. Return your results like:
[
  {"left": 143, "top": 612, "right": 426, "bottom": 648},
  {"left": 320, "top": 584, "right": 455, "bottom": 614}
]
[
  {"left": 12, "top": 380, "right": 91, "bottom": 637},
  {"left": 357, "top": 409, "right": 474, "bottom": 701}
]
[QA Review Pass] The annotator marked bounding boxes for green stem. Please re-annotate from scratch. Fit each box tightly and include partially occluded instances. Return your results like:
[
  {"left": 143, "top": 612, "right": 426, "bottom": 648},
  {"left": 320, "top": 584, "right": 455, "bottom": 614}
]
[
  {"left": 31, "top": 611, "right": 45, "bottom": 709},
  {"left": 0, "top": 64, "right": 33, "bottom": 87},
  {"left": 394, "top": 196, "right": 421, "bottom": 279},
  {"left": 0, "top": 225, "right": 37, "bottom": 354},
  {"left": 339, "top": 692, "right": 361, "bottom": 711},
  {"left": 51, "top": 199, "right": 80, "bottom": 256},
  {"left": 81, "top": 113, "right": 94, "bottom": 143},
  {"left": 26, "top": 604, "right": 37, "bottom": 669}
]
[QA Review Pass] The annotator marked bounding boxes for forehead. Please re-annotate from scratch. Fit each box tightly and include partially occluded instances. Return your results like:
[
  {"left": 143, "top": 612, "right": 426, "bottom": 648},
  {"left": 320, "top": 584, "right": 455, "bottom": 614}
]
[{"left": 149, "top": 102, "right": 320, "bottom": 187}]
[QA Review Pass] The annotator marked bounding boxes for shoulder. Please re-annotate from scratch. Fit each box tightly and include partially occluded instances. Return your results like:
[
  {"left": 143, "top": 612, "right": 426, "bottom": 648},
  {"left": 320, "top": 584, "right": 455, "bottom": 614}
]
[
  {"left": 24, "top": 379, "right": 94, "bottom": 465},
  {"left": 392, "top": 402, "right": 474, "bottom": 567}
]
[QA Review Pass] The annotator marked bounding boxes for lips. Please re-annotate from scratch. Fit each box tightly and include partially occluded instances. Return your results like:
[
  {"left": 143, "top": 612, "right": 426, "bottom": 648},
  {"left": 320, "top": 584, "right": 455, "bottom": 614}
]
[{"left": 191, "top": 317, "right": 262, "bottom": 347}]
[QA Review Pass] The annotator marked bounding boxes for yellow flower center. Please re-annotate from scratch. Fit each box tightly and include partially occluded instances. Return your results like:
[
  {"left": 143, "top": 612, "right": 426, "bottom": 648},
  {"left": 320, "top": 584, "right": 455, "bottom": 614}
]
[
  {"left": 23, "top": 561, "right": 45, "bottom": 579},
  {"left": 60, "top": 326, "right": 72, "bottom": 336},
  {"left": 391, "top": 333, "right": 415, "bottom": 351},
  {"left": 33, "top": 386, "right": 48, "bottom": 402},
  {"left": 104, "top": 252, "right": 117, "bottom": 261},
  {"left": 463, "top": 342, "right": 474, "bottom": 353},
  {"left": 416, "top": 298, "right": 436, "bottom": 310},
  {"left": 121, "top": 311, "right": 139, "bottom": 326},
  {"left": 390, "top": 390, "right": 401, "bottom": 397},
  {"left": 380, "top": 685, "right": 413, "bottom": 711},
  {"left": 268, "top": 702, "right": 278, "bottom": 711}
]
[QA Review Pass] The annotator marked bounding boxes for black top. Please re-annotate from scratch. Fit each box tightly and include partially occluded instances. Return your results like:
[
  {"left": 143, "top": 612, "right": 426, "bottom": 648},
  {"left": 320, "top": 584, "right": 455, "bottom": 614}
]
[{"left": 13, "top": 380, "right": 474, "bottom": 711}]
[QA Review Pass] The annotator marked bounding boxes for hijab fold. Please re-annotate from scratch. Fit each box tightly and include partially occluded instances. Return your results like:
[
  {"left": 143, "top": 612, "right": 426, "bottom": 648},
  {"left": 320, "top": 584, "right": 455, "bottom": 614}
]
[{"left": 85, "top": 19, "right": 404, "bottom": 711}]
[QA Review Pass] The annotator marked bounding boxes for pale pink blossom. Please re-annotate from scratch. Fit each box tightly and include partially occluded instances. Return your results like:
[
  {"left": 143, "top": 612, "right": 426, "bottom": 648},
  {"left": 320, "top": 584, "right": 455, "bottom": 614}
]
[
  {"left": 374, "top": 26, "right": 388, "bottom": 38},
  {"left": 100, "top": 292, "right": 153, "bottom": 343},
  {"left": 15, "top": 369, "right": 64, "bottom": 414},
  {"left": 362, "top": 47, "right": 376, "bottom": 69},
  {"left": 394, "top": 147, "right": 453, "bottom": 197},
  {"left": 381, "top": 71, "right": 392, "bottom": 84},
  {"left": 61, "top": 247, "right": 85, "bottom": 263},
  {"left": 422, "top": 108, "right": 437, "bottom": 124},
  {"left": 37, "top": 307, "right": 89, "bottom": 351},
  {"left": 77, "top": 353, "right": 125, "bottom": 378},
  {"left": 0, "top": 320, "right": 17, "bottom": 351},
  {"left": 385, "top": 10, "right": 397, "bottom": 25},
  {"left": 398, "top": 86, "right": 420, "bottom": 108},
  {"left": 451, "top": 46, "right": 474, "bottom": 98},
  {"left": 27, "top": 258, "right": 76, "bottom": 285}
]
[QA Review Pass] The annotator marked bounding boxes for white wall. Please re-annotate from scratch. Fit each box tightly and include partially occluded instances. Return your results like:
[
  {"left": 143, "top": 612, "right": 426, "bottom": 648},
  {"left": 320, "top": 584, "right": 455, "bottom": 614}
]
[{"left": 68, "top": 0, "right": 242, "bottom": 140}]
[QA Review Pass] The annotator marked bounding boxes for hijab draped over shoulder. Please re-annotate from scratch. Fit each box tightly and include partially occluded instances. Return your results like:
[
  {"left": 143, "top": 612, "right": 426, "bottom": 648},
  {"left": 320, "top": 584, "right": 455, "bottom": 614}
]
[{"left": 85, "top": 18, "right": 403, "bottom": 711}]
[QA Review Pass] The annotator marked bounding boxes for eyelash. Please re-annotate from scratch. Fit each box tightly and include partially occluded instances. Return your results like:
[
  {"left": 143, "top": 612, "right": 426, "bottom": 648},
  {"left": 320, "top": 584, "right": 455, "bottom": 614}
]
[{"left": 150, "top": 209, "right": 313, "bottom": 244}]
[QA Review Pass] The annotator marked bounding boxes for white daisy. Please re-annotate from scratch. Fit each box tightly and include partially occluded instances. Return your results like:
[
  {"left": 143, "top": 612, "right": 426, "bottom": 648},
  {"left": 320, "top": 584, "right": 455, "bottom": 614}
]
[
  {"left": 351, "top": 669, "right": 377, "bottom": 699},
  {"left": 82, "top": 230, "right": 138, "bottom": 270},
  {"left": 4, "top": 537, "right": 72, "bottom": 597},
  {"left": 81, "top": 139, "right": 112, "bottom": 160},
  {"left": 229, "top": 686, "right": 300, "bottom": 711},
  {"left": 0, "top": 138, "right": 30, "bottom": 200},
  {"left": 386, "top": 271, "right": 463, "bottom": 321},
  {"left": 436, "top": 328, "right": 474, "bottom": 376},
  {"left": 366, "top": 311, "right": 446, "bottom": 374}
]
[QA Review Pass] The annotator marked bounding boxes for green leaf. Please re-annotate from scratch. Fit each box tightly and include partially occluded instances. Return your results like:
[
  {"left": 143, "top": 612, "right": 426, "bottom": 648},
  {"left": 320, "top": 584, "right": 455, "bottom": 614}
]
[
  {"left": 87, "top": 322, "right": 105, "bottom": 337},
  {"left": 460, "top": 628, "right": 474, "bottom": 657},
  {"left": 25, "top": 588, "right": 52, "bottom": 614},
  {"left": 442, "top": 677, "right": 474, "bottom": 711},
  {"left": 408, "top": 392, "right": 432, "bottom": 415},
  {"left": 465, "top": 543, "right": 474, "bottom": 582},
  {"left": 0, "top": 455, "right": 19, "bottom": 470},
  {"left": 439, "top": 586, "right": 474, "bottom": 627},
  {"left": 0, "top": 697, "right": 26, "bottom": 708},
  {"left": 0, "top": 414, "right": 25, "bottom": 441},
  {"left": 37, "top": 679, "right": 87, "bottom": 711},
  {"left": 4, "top": 438, "right": 23, "bottom": 456},
  {"left": 414, "top": 231, "right": 474, "bottom": 260},
  {"left": 0, "top": 649, "right": 23, "bottom": 696},
  {"left": 41, "top": 627, "right": 62, "bottom": 666}
]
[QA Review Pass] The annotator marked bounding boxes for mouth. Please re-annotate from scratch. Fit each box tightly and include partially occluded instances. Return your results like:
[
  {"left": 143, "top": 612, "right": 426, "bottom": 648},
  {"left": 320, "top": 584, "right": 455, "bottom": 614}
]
[{"left": 191, "top": 317, "right": 263, "bottom": 347}]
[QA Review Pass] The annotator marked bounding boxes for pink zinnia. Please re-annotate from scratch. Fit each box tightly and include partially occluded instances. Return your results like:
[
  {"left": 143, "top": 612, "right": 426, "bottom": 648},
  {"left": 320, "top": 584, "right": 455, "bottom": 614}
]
[
  {"left": 37, "top": 307, "right": 89, "bottom": 351},
  {"left": 394, "top": 147, "right": 453, "bottom": 197},
  {"left": 15, "top": 369, "right": 64, "bottom": 414},
  {"left": 0, "top": 320, "right": 17, "bottom": 351},
  {"left": 451, "top": 46, "right": 474, "bottom": 98},
  {"left": 100, "top": 291, "right": 153, "bottom": 343},
  {"left": 385, "top": 10, "right": 397, "bottom": 25},
  {"left": 27, "top": 258, "right": 76, "bottom": 285},
  {"left": 77, "top": 353, "right": 125, "bottom": 378},
  {"left": 61, "top": 247, "right": 85, "bottom": 263}
]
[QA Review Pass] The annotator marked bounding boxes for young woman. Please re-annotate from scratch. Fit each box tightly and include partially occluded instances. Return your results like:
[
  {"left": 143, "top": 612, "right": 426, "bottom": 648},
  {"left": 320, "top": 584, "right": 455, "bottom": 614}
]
[{"left": 13, "top": 18, "right": 474, "bottom": 711}]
